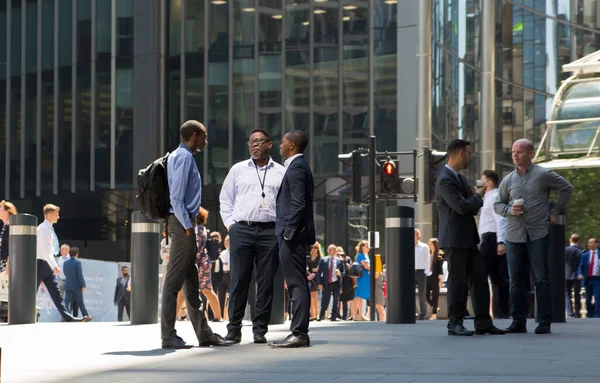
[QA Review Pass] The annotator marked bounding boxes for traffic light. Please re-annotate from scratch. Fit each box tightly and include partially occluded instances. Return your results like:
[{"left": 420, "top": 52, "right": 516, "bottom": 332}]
[
  {"left": 381, "top": 159, "right": 399, "bottom": 194},
  {"left": 423, "top": 147, "right": 447, "bottom": 203}
]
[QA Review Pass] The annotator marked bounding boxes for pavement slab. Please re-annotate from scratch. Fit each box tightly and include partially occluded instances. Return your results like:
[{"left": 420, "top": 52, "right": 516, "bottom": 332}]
[{"left": 1, "top": 318, "right": 599, "bottom": 382}]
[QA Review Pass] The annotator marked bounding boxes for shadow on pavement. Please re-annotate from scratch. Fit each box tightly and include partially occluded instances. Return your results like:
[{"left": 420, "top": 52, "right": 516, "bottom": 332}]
[{"left": 103, "top": 348, "right": 177, "bottom": 357}]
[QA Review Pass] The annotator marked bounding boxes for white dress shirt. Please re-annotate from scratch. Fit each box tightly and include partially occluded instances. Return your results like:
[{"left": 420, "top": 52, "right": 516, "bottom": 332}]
[
  {"left": 478, "top": 188, "right": 507, "bottom": 243},
  {"left": 326, "top": 255, "right": 339, "bottom": 283},
  {"left": 284, "top": 153, "right": 304, "bottom": 169},
  {"left": 220, "top": 248, "right": 230, "bottom": 272},
  {"left": 160, "top": 237, "right": 170, "bottom": 263},
  {"left": 37, "top": 220, "right": 59, "bottom": 269},
  {"left": 57, "top": 255, "right": 71, "bottom": 280},
  {"left": 415, "top": 241, "right": 432, "bottom": 276},
  {"left": 591, "top": 250, "right": 600, "bottom": 276},
  {"left": 220, "top": 157, "right": 285, "bottom": 228}
]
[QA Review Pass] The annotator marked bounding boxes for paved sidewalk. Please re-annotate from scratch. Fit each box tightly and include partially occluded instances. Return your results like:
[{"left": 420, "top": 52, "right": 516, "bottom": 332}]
[{"left": 1, "top": 318, "right": 599, "bottom": 383}]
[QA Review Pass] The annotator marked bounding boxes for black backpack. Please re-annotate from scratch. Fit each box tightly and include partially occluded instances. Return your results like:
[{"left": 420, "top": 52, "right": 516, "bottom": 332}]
[
  {"left": 136, "top": 153, "right": 170, "bottom": 221},
  {"left": 204, "top": 234, "right": 221, "bottom": 262}
]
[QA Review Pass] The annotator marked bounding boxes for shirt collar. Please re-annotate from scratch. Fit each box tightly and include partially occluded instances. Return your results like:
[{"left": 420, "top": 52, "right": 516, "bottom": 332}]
[
  {"left": 515, "top": 162, "right": 535, "bottom": 175},
  {"left": 444, "top": 164, "right": 459, "bottom": 177},
  {"left": 284, "top": 153, "right": 303, "bottom": 168},
  {"left": 44, "top": 219, "right": 53, "bottom": 227},
  {"left": 247, "top": 157, "right": 275, "bottom": 169},
  {"left": 179, "top": 143, "right": 194, "bottom": 155}
]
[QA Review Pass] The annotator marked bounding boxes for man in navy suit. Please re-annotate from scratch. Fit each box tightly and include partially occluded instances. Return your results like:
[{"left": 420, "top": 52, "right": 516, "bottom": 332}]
[
  {"left": 565, "top": 234, "right": 583, "bottom": 318},
  {"left": 435, "top": 139, "right": 504, "bottom": 336},
  {"left": 63, "top": 247, "right": 93, "bottom": 321},
  {"left": 316, "top": 244, "right": 345, "bottom": 321},
  {"left": 114, "top": 266, "right": 131, "bottom": 321},
  {"left": 578, "top": 238, "right": 600, "bottom": 318},
  {"left": 270, "top": 130, "right": 315, "bottom": 348}
]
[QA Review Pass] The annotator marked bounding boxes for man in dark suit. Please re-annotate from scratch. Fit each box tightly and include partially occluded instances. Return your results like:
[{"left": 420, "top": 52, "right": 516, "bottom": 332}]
[
  {"left": 63, "top": 247, "right": 93, "bottom": 321},
  {"left": 316, "top": 244, "right": 345, "bottom": 321},
  {"left": 270, "top": 130, "right": 315, "bottom": 348},
  {"left": 577, "top": 238, "right": 600, "bottom": 318},
  {"left": 435, "top": 139, "right": 504, "bottom": 336},
  {"left": 565, "top": 234, "right": 583, "bottom": 318},
  {"left": 114, "top": 265, "right": 131, "bottom": 321}
]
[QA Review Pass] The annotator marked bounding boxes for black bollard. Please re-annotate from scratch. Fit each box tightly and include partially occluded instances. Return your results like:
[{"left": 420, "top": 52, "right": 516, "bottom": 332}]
[
  {"left": 270, "top": 263, "right": 285, "bottom": 325},
  {"left": 8, "top": 214, "right": 38, "bottom": 325},
  {"left": 548, "top": 214, "right": 566, "bottom": 323},
  {"left": 130, "top": 212, "right": 160, "bottom": 324},
  {"left": 385, "top": 206, "right": 415, "bottom": 324}
]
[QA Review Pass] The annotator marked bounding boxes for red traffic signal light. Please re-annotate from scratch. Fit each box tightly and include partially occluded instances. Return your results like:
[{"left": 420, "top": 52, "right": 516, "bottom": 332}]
[
  {"left": 383, "top": 161, "right": 395, "bottom": 175},
  {"left": 381, "top": 160, "right": 398, "bottom": 194}
]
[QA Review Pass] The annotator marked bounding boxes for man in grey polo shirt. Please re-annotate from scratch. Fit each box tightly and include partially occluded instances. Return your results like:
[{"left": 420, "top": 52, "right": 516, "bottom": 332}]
[{"left": 494, "top": 138, "right": 572, "bottom": 335}]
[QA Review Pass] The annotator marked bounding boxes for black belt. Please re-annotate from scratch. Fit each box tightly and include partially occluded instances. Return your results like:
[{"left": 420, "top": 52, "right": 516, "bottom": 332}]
[{"left": 238, "top": 221, "right": 275, "bottom": 227}]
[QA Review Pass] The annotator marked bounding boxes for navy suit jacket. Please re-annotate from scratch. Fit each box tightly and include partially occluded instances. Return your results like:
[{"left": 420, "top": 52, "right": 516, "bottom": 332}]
[
  {"left": 565, "top": 245, "right": 583, "bottom": 280},
  {"left": 316, "top": 256, "right": 345, "bottom": 288},
  {"left": 435, "top": 166, "right": 483, "bottom": 249},
  {"left": 275, "top": 155, "right": 316, "bottom": 245},
  {"left": 114, "top": 277, "right": 131, "bottom": 303},
  {"left": 63, "top": 258, "right": 86, "bottom": 291},
  {"left": 578, "top": 250, "right": 599, "bottom": 285}
]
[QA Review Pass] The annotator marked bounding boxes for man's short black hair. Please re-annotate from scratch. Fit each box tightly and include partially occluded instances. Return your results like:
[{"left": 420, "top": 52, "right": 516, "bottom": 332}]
[
  {"left": 249, "top": 129, "right": 271, "bottom": 141},
  {"left": 570, "top": 234, "right": 580, "bottom": 244},
  {"left": 446, "top": 139, "right": 470, "bottom": 156},
  {"left": 122, "top": 265, "right": 129, "bottom": 271},
  {"left": 69, "top": 247, "right": 80, "bottom": 257},
  {"left": 180, "top": 120, "right": 203, "bottom": 141},
  {"left": 483, "top": 169, "right": 499, "bottom": 187},
  {"left": 287, "top": 130, "right": 308, "bottom": 153}
]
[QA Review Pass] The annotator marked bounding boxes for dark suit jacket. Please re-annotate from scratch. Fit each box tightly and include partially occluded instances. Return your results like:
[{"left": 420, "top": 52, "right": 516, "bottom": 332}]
[
  {"left": 565, "top": 244, "right": 583, "bottom": 280},
  {"left": 63, "top": 258, "right": 86, "bottom": 291},
  {"left": 435, "top": 166, "right": 483, "bottom": 249},
  {"left": 276, "top": 155, "right": 316, "bottom": 245},
  {"left": 578, "top": 251, "right": 600, "bottom": 286},
  {"left": 316, "top": 256, "right": 345, "bottom": 288},
  {"left": 114, "top": 276, "right": 131, "bottom": 303}
]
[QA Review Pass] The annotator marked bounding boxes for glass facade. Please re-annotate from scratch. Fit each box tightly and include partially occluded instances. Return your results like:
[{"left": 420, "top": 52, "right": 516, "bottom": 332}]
[{"left": 432, "top": 0, "right": 600, "bottom": 180}]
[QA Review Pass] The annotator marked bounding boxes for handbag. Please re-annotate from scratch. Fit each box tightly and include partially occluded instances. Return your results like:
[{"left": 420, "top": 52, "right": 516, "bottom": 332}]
[
  {"left": 349, "top": 262, "right": 364, "bottom": 278},
  {"left": 307, "top": 272, "right": 316, "bottom": 281}
]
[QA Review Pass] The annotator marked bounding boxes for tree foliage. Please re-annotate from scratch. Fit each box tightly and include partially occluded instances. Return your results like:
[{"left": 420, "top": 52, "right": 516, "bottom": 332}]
[{"left": 555, "top": 168, "right": 600, "bottom": 244}]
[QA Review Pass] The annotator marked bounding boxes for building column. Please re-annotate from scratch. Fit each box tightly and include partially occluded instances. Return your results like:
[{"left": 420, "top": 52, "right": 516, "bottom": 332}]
[
  {"left": 132, "top": 0, "right": 162, "bottom": 187},
  {"left": 480, "top": 0, "right": 496, "bottom": 171}
]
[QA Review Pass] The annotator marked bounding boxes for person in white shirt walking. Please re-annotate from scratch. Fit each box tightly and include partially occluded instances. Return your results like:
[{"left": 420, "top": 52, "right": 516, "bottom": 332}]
[
  {"left": 57, "top": 244, "right": 71, "bottom": 298},
  {"left": 220, "top": 129, "right": 285, "bottom": 344},
  {"left": 478, "top": 170, "right": 509, "bottom": 319},
  {"left": 37, "top": 204, "right": 88, "bottom": 322},
  {"left": 415, "top": 229, "right": 432, "bottom": 320}
]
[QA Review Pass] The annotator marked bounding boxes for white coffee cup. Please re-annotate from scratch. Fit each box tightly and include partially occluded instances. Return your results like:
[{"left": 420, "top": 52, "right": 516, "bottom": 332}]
[
  {"left": 513, "top": 198, "right": 524, "bottom": 214},
  {"left": 475, "top": 180, "right": 486, "bottom": 189}
]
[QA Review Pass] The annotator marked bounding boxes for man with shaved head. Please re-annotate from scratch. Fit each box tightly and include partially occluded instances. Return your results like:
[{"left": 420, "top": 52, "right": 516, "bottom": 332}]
[{"left": 494, "top": 138, "right": 572, "bottom": 334}]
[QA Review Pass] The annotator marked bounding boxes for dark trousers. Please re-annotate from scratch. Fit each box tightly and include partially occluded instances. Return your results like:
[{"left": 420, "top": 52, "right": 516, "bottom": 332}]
[
  {"left": 227, "top": 222, "right": 279, "bottom": 335},
  {"left": 565, "top": 279, "right": 581, "bottom": 318},
  {"left": 506, "top": 235, "right": 551, "bottom": 325},
  {"left": 445, "top": 246, "right": 492, "bottom": 329},
  {"left": 160, "top": 215, "right": 213, "bottom": 342},
  {"left": 480, "top": 233, "right": 510, "bottom": 317},
  {"left": 64, "top": 289, "right": 89, "bottom": 317},
  {"left": 341, "top": 300, "right": 349, "bottom": 320},
  {"left": 585, "top": 277, "right": 600, "bottom": 318},
  {"left": 279, "top": 237, "right": 310, "bottom": 339},
  {"left": 117, "top": 299, "right": 131, "bottom": 321},
  {"left": 415, "top": 269, "right": 427, "bottom": 319},
  {"left": 216, "top": 272, "right": 230, "bottom": 316},
  {"left": 320, "top": 282, "right": 341, "bottom": 319},
  {"left": 426, "top": 275, "right": 440, "bottom": 315},
  {"left": 36, "top": 260, "right": 76, "bottom": 322}
]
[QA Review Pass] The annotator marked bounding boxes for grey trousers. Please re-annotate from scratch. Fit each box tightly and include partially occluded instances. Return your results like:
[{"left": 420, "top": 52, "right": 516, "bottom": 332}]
[{"left": 160, "top": 215, "right": 214, "bottom": 343}]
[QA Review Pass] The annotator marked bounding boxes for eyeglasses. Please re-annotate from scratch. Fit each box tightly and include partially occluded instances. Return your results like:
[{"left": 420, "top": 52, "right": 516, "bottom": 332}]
[{"left": 247, "top": 139, "right": 270, "bottom": 146}]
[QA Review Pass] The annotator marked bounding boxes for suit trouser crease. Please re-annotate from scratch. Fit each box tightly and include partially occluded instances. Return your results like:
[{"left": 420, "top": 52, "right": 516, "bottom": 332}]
[
  {"left": 565, "top": 279, "right": 581, "bottom": 317},
  {"left": 64, "top": 289, "right": 89, "bottom": 317},
  {"left": 161, "top": 215, "right": 213, "bottom": 342},
  {"left": 279, "top": 238, "right": 310, "bottom": 338},
  {"left": 415, "top": 270, "right": 427, "bottom": 318},
  {"left": 118, "top": 300, "right": 131, "bottom": 321},
  {"left": 227, "top": 222, "right": 279, "bottom": 335},
  {"left": 320, "top": 283, "right": 340, "bottom": 319},
  {"left": 480, "top": 233, "right": 510, "bottom": 317},
  {"left": 445, "top": 246, "right": 492, "bottom": 329},
  {"left": 585, "top": 277, "right": 600, "bottom": 318},
  {"left": 37, "top": 260, "right": 76, "bottom": 321},
  {"left": 505, "top": 236, "right": 551, "bottom": 325}
]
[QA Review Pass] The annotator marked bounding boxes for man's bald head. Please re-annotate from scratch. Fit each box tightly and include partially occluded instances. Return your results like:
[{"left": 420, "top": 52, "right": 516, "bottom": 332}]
[
  {"left": 512, "top": 138, "right": 534, "bottom": 169},
  {"left": 180, "top": 120, "right": 207, "bottom": 153}
]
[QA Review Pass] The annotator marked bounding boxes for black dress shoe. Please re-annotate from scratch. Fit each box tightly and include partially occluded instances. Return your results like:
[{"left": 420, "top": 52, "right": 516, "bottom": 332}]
[
  {"left": 534, "top": 323, "right": 551, "bottom": 334},
  {"left": 224, "top": 331, "right": 242, "bottom": 344},
  {"left": 447, "top": 324, "right": 475, "bottom": 336},
  {"left": 199, "top": 333, "right": 236, "bottom": 347},
  {"left": 268, "top": 334, "right": 310, "bottom": 348},
  {"left": 505, "top": 323, "right": 527, "bottom": 333},
  {"left": 475, "top": 325, "right": 506, "bottom": 335},
  {"left": 253, "top": 333, "right": 267, "bottom": 344},
  {"left": 162, "top": 335, "right": 193, "bottom": 349}
]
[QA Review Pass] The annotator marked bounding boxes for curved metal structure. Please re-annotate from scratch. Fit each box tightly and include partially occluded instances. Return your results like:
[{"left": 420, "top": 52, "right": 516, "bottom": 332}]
[{"left": 535, "top": 50, "right": 600, "bottom": 169}]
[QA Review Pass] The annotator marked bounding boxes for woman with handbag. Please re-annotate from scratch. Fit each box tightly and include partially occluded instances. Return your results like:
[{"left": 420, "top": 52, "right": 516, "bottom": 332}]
[
  {"left": 338, "top": 247, "right": 355, "bottom": 320},
  {"left": 306, "top": 242, "right": 322, "bottom": 321},
  {"left": 353, "top": 240, "right": 370, "bottom": 321}
]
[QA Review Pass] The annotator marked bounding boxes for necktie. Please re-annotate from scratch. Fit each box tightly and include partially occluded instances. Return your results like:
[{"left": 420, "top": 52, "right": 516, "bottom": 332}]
[
  {"left": 590, "top": 252, "right": 596, "bottom": 277},
  {"left": 328, "top": 257, "right": 334, "bottom": 283}
]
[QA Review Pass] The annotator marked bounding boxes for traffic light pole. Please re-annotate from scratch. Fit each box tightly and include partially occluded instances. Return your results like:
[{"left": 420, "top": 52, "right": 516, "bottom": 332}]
[{"left": 369, "top": 135, "right": 377, "bottom": 322}]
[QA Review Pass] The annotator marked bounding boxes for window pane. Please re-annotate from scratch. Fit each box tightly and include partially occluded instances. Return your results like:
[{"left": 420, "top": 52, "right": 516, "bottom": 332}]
[
  {"left": 0, "top": 1, "right": 6, "bottom": 194},
  {"left": 42, "top": 0, "right": 53, "bottom": 70},
  {"left": 41, "top": 70, "right": 54, "bottom": 194},
  {"left": 76, "top": 0, "right": 91, "bottom": 191},
  {"left": 57, "top": 0, "right": 72, "bottom": 191},
  {"left": 95, "top": 0, "right": 111, "bottom": 187},
  {"left": 166, "top": 0, "right": 182, "bottom": 151}
]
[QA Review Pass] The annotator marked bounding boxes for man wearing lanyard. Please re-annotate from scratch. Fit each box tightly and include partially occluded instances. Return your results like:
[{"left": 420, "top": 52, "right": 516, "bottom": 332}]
[{"left": 220, "top": 129, "right": 285, "bottom": 344}]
